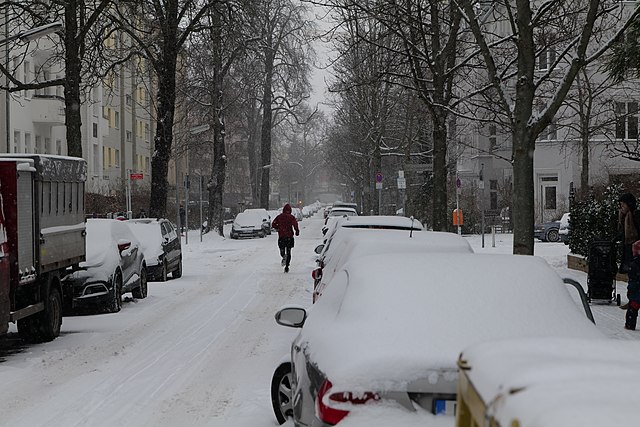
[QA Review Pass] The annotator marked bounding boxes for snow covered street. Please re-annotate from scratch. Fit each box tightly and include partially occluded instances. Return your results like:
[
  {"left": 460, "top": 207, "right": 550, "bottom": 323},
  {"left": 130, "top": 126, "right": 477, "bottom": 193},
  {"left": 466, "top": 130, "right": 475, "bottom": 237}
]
[{"left": 0, "top": 214, "right": 637, "bottom": 427}]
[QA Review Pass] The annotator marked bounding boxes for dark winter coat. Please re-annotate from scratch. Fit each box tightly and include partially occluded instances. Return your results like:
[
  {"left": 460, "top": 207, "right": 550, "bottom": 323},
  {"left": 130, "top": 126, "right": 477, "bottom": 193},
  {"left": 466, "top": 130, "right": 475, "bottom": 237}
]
[
  {"left": 616, "top": 210, "right": 640, "bottom": 273},
  {"left": 272, "top": 204, "right": 299, "bottom": 238}
]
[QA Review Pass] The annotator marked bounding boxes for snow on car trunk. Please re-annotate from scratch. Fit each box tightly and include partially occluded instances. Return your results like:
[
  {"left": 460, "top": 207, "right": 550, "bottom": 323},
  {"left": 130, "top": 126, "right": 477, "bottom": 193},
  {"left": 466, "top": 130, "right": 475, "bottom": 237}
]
[
  {"left": 127, "top": 220, "right": 164, "bottom": 266},
  {"left": 301, "top": 253, "right": 603, "bottom": 392}
]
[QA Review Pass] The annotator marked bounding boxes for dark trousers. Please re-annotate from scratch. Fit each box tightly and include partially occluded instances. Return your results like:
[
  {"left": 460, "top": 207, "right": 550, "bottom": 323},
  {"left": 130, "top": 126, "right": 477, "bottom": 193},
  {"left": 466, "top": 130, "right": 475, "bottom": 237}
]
[
  {"left": 278, "top": 237, "right": 294, "bottom": 267},
  {"left": 626, "top": 277, "right": 640, "bottom": 329}
]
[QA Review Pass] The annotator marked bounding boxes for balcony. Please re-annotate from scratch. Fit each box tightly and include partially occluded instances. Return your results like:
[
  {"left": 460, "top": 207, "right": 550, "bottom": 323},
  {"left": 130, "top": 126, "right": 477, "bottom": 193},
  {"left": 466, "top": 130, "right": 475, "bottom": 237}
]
[{"left": 31, "top": 94, "right": 65, "bottom": 125}]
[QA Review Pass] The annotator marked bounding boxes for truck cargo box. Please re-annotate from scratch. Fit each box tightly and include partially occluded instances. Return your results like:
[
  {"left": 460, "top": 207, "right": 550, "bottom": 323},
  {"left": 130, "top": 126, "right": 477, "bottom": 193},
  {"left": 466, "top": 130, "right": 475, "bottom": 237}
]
[{"left": 0, "top": 155, "right": 86, "bottom": 281}]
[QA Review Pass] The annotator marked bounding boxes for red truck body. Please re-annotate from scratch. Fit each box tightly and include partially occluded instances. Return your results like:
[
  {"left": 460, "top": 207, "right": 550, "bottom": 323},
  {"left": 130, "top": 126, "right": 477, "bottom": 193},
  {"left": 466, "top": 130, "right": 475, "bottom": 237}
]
[{"left": 0, "top": 155, "right": 86, "bottom": 341}]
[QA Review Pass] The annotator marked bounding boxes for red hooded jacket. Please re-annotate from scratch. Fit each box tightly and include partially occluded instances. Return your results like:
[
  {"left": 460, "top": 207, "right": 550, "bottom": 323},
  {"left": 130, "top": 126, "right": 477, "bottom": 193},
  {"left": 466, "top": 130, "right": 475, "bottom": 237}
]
[{"left": 272, "top": 204, "right": 299, "bottom": 238}]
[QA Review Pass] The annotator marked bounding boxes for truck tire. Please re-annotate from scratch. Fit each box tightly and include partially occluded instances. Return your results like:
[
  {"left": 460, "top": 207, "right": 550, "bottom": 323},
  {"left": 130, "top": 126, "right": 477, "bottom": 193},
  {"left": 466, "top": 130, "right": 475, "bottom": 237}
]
[
  {"left": 17, "top": 283, "right": 63, "bottom": 343},
  {"left": 37, "top": 286, "right": 63, "bottom": 342}
]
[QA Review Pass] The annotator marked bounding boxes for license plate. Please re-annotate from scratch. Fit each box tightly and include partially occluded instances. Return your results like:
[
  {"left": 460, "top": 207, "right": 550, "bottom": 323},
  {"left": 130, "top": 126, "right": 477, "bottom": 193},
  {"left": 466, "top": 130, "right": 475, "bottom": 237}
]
[{"left": 434, "top": 399, "right": 456, "bottom": 416}]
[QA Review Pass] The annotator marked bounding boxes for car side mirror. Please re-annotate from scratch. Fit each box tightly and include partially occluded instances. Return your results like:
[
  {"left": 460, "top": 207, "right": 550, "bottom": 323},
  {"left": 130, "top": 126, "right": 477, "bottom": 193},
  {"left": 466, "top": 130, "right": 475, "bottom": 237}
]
[
  {"left": 275, "top": 307, "right": 307, "bottom": 328},
  {"left": 117, "top": 239, "right": 131, "bottom": 253},
  {"left": 314, "top": 244, "right": 324, "bottom": 254}
]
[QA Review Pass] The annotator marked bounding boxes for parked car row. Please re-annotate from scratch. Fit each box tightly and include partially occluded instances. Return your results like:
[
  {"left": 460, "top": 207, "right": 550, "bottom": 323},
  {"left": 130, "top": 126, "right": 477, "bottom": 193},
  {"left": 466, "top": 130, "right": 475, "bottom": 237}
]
[
  {"left": 270, "top": 214, "right": 598, "bottom": 426},
  {"left": 62, "top": 217, "right": 183, "bottom": 314}
]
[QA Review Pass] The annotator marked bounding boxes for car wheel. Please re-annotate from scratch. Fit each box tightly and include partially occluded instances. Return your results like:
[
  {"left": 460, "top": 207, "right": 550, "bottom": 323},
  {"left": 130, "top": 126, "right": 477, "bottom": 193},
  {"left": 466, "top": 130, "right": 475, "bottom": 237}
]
[
  {"left": 132, "top": 267, "right": 148, "bottom": 299},
  {"left": 173, "top": 257, "right": 183, "bottom": 279},
  {"left": 546, "top": 229, "right": 559, "bottom": 242},
  {"left": 271, "top": 362, "right": 294, "bottom": 424},
  {"left": 160, "top": 261, "right": 168, "bottom": 282},
  {"left": 107, "top": 272, "right": 123, "bottom": 313}
]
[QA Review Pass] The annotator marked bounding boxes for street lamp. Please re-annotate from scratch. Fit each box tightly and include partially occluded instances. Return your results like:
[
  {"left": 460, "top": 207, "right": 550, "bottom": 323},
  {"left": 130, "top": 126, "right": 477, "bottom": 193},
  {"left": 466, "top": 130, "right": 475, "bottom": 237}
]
[{"left": 3, "top": 22, "right": 64, "bottom": 153}]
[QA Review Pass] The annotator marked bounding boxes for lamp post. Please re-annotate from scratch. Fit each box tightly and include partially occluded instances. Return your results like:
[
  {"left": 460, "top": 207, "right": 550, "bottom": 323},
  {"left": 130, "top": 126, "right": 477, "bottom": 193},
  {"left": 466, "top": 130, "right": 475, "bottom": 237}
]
[{"left": 2, "top": 21, "right": 63, "bottom": 153}]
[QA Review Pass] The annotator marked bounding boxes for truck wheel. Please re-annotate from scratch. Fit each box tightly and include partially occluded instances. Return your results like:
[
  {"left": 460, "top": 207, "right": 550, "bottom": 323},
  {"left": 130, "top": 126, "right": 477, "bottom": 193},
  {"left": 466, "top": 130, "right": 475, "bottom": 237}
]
[
  {"left": 38, "top": 286, "right": 63, "bottom": 342},
  {"left": 107, "top": 272, "right": 123, "bottom": 313},
  {"left": 17, "top": 285, "right": 62, "bottom": 343},
  {"left": 132, "top": 268, "right": 148, "bottom": 299},
  {"left": 173, "top": 258, "right": 183, "bottom": 279}
]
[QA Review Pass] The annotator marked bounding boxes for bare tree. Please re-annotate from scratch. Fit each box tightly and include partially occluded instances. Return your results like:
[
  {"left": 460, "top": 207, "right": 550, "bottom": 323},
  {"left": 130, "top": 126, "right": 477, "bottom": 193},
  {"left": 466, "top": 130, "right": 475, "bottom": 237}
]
[
  {"left": 251, "top": 0, "right": 313, "bottom": 209},
  {"left": 458, "top": 0, "right": 639, "bottom": 255},
  {"left": 110, "top": 0, "right": 215, "bottom": 218}
]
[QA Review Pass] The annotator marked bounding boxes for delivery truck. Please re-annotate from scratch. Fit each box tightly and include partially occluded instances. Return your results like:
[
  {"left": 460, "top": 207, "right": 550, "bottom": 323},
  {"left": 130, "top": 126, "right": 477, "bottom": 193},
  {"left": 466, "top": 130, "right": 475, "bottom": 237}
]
[{"left": 0, "top": 154, "right": 86, "bottom": 342}]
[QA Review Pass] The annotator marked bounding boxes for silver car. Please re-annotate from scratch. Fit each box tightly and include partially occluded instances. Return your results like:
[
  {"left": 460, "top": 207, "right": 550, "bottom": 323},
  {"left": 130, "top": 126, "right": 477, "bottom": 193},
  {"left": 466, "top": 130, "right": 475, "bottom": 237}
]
[{"left": 272, "top": 253, "right": 600, "bottom": 426}]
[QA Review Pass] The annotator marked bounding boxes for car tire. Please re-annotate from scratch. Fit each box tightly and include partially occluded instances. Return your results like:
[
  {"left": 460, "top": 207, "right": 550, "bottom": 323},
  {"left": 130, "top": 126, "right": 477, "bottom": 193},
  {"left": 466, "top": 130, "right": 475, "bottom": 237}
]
[
  {"left": 271, "top": 362, "right": 294, "bottom": 425},
  {"left": 107, "top": 271, "right": 123, "bottom": 313},
  {"left": 173, "top": 257, "right": 183, "bottom": 279},
  {"left": 132, "top": 267, "right": 148, "bottom": 299},
  {"left": 546, "top": 229, "right": 560, "bottom": 242},
  {"left": 160, "top": 261, "right": 168, "bottom": 282}
]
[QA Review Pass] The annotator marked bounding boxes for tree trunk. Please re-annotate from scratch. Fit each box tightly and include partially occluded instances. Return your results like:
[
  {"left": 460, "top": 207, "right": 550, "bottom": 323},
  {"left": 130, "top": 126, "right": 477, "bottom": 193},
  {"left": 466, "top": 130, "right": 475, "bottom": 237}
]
[
  {"left": 512, "top": 128, "right": 536, "bottom": 255},
  {"left": 580, "top": 129, "right": 590, "bottom": 193},
  {"left": 64, "top": 1, "right": 83, "bottom": 158},
  {"left": 208, "top": 11, "right": 226, "bottom": 237},
  {"left": 431, "top": 114, "right": 448, "bottom": 231},
  {"left": 247, "top": 101, "right": 259, "bottom": 206},
  {"left": 259, "top": 50, "right": 274, "bottom": 209},
  {"left": 149, "top": 62, "right": 177, "bottom": 218}
]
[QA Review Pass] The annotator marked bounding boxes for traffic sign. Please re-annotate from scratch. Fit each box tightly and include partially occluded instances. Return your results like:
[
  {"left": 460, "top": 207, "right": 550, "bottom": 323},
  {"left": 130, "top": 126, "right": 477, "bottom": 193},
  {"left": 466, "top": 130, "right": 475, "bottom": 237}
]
[
  {"left": 375, "top": 172, "right": 383, "bottom": 183},
  {"left": 397, "top": 177, "right": 406, "bottom": 189},
  {"left": 130, "top": 173, "right": 144, "bottom": 180},
  {"left": 376, "top": 182, "right": 383, "bottom": 190}
]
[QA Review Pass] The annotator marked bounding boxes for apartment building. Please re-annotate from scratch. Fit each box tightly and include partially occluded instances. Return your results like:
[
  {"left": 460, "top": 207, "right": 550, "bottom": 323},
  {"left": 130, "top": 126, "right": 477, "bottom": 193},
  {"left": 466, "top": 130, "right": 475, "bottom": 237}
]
[{"left": 0, "top": 24, "right": 155, "bottom": 196}]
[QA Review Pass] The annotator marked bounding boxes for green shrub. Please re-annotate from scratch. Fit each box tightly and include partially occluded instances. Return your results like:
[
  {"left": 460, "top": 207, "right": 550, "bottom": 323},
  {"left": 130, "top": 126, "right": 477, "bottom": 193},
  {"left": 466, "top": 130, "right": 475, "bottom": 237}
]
[{"left": 568, "top": 184, "right": 622, "bottom": 258}]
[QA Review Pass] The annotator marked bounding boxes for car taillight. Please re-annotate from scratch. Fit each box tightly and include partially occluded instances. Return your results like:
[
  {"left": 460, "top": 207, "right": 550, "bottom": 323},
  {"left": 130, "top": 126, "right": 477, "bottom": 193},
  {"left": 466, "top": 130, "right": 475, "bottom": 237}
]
[
  {"left": 315, "top": 380, "right": 379, "bottom": 425},
  {"left": 311, "top": 268, "right": 322, "bottom": 280}
]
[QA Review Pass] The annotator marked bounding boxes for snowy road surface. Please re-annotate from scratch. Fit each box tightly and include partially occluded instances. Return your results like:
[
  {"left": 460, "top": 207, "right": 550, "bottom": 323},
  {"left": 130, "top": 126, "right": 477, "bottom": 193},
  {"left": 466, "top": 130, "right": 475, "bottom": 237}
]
[{"left": 0, "top": 215, "right": 636, "bottom": 427}]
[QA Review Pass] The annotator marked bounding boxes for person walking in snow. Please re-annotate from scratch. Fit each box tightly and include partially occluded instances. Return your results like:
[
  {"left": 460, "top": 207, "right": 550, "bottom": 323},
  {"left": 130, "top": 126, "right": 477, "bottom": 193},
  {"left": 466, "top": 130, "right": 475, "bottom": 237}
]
[
  {"left": 625, "top": 240, "right": 640, "bottom": 330},
  {"left": 272, "top": 203, "right": 299, "bottom": 273},
  {"left": 615, "top": 193, "right": 640, "bottom": 311}
]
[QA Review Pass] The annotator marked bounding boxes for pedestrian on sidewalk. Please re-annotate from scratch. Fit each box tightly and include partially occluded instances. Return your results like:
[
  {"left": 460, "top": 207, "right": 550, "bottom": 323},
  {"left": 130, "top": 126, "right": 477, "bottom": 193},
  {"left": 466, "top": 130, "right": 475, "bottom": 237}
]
[
  {"left": 624, "top": 240, "right": 640, "bottom": 330},
  {"left": 272, "top": 203, "right": 299, "bottom": 273}
]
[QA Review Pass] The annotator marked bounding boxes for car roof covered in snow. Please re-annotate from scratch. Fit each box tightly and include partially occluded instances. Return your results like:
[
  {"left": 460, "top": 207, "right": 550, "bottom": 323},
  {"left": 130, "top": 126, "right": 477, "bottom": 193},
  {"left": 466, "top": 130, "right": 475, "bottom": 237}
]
[
  {"left": 339, "top": 215, "right": 423, "bottom": 230},
  {"left": 301, "top": 252, "right": 602, "bottom": 390}
]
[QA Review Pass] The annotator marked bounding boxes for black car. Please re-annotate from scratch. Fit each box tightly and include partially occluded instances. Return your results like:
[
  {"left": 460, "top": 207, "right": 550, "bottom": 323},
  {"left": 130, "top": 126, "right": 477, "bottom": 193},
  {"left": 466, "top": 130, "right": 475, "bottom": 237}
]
[
  {"left": 127, "top": 218, "right": 183, "bottom": 281},
  {"left": 63, "top": 219, "right": 148, "bottom": 313}
]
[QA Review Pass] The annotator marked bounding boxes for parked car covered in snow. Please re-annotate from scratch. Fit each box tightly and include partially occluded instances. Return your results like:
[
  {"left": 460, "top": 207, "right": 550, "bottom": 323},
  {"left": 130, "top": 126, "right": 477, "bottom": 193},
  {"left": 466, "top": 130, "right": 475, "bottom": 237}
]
[
  {"left": 230, "top": 211, "right": 267, "bottom": 239},
  {"left": 244, "top": 208, "right": 272, "bottom": 235},
  {"left": 63, "top": 219, "right": 147, "bottom": 313},
  {"left": 559, "top": 212, "right": 570, "bottom": 245},
  {"left": 271, "top": 253, "right": 601, "bottom": 426},
  {"left": 312, "top": 229, "right": 473, "bottom": 302},
  {"left": 127, "top": 218, "right": 182, "bottom": 281}
]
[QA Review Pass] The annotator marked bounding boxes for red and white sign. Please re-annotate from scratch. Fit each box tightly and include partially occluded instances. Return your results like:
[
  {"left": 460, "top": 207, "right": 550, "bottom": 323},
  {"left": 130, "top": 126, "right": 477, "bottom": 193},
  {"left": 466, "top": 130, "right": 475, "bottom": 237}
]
[{"left": 130, "top": 173, "right": 144, "bottom": 180}]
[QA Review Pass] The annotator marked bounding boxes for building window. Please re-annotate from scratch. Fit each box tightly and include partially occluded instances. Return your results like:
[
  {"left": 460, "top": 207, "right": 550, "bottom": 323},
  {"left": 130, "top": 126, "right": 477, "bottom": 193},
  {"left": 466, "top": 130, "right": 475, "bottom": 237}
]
[
  {"left": 538, "top": 48, "right": 556, "bottom": 71},
  {"left": 114, "top": 111, "right": 120, "bottom": 129},
  {"left": 145, "top": 123, "right": 150, "bottom": 142},
  {"left": 126, "top": 94, "right": 132, "bottom": 106},
  {"left": 544, "top": 186, "right": 557, "bottom": 210},
  {"left": 23, "top": 61, "right": 30, "bottom": 97},
  {"left": 126, "top": 130, "right": 132, "bottom": 142},
  {"left": 115, "top": 149, "right": 120, "bottom": 167},
  {"left": 93, "top": 123, "right": 98, "bottom": 138},
  {"left": 24, "top": 133, "right": 32, "bottom": 153},
  {"left": 490, "top": 192, "right": 498, "bottom": 210},
  {"left": 13, "top": 131, "right": 20, "bottom": 153},
  {"left": 93, "top": 144, "right": 99, "bottom": 172},
  {"left": 616, "top": 101, "right": 638, "bottom": 140}
]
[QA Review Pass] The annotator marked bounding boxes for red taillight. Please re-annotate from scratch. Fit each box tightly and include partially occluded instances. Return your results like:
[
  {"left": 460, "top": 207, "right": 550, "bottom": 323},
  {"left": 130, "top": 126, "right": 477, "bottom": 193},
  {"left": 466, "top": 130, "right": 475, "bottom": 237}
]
[
  {"left": 315, "top": 380, "right": 379, "bottom": 425},
  {"left": 312, "top": 268, "right": 323, "bottom": 280}
]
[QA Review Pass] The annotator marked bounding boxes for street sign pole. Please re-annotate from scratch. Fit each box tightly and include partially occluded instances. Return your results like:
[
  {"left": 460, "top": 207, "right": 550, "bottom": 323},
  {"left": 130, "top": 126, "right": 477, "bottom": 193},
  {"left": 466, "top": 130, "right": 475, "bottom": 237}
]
[
  {"left": 185, "top": 174, "right": 190, "bottom": 245},
  {"left": 126, "top": 169, "right": 132, "bottom": 219},
  {"left": 456, "top": 175, "right": 461, "bottom": 235},
  {"left": 375, "top": 172, "right": 383, "bottom": 215},
  {"left": 199, "top": 175, "right": 203, "bottom": 242}
]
